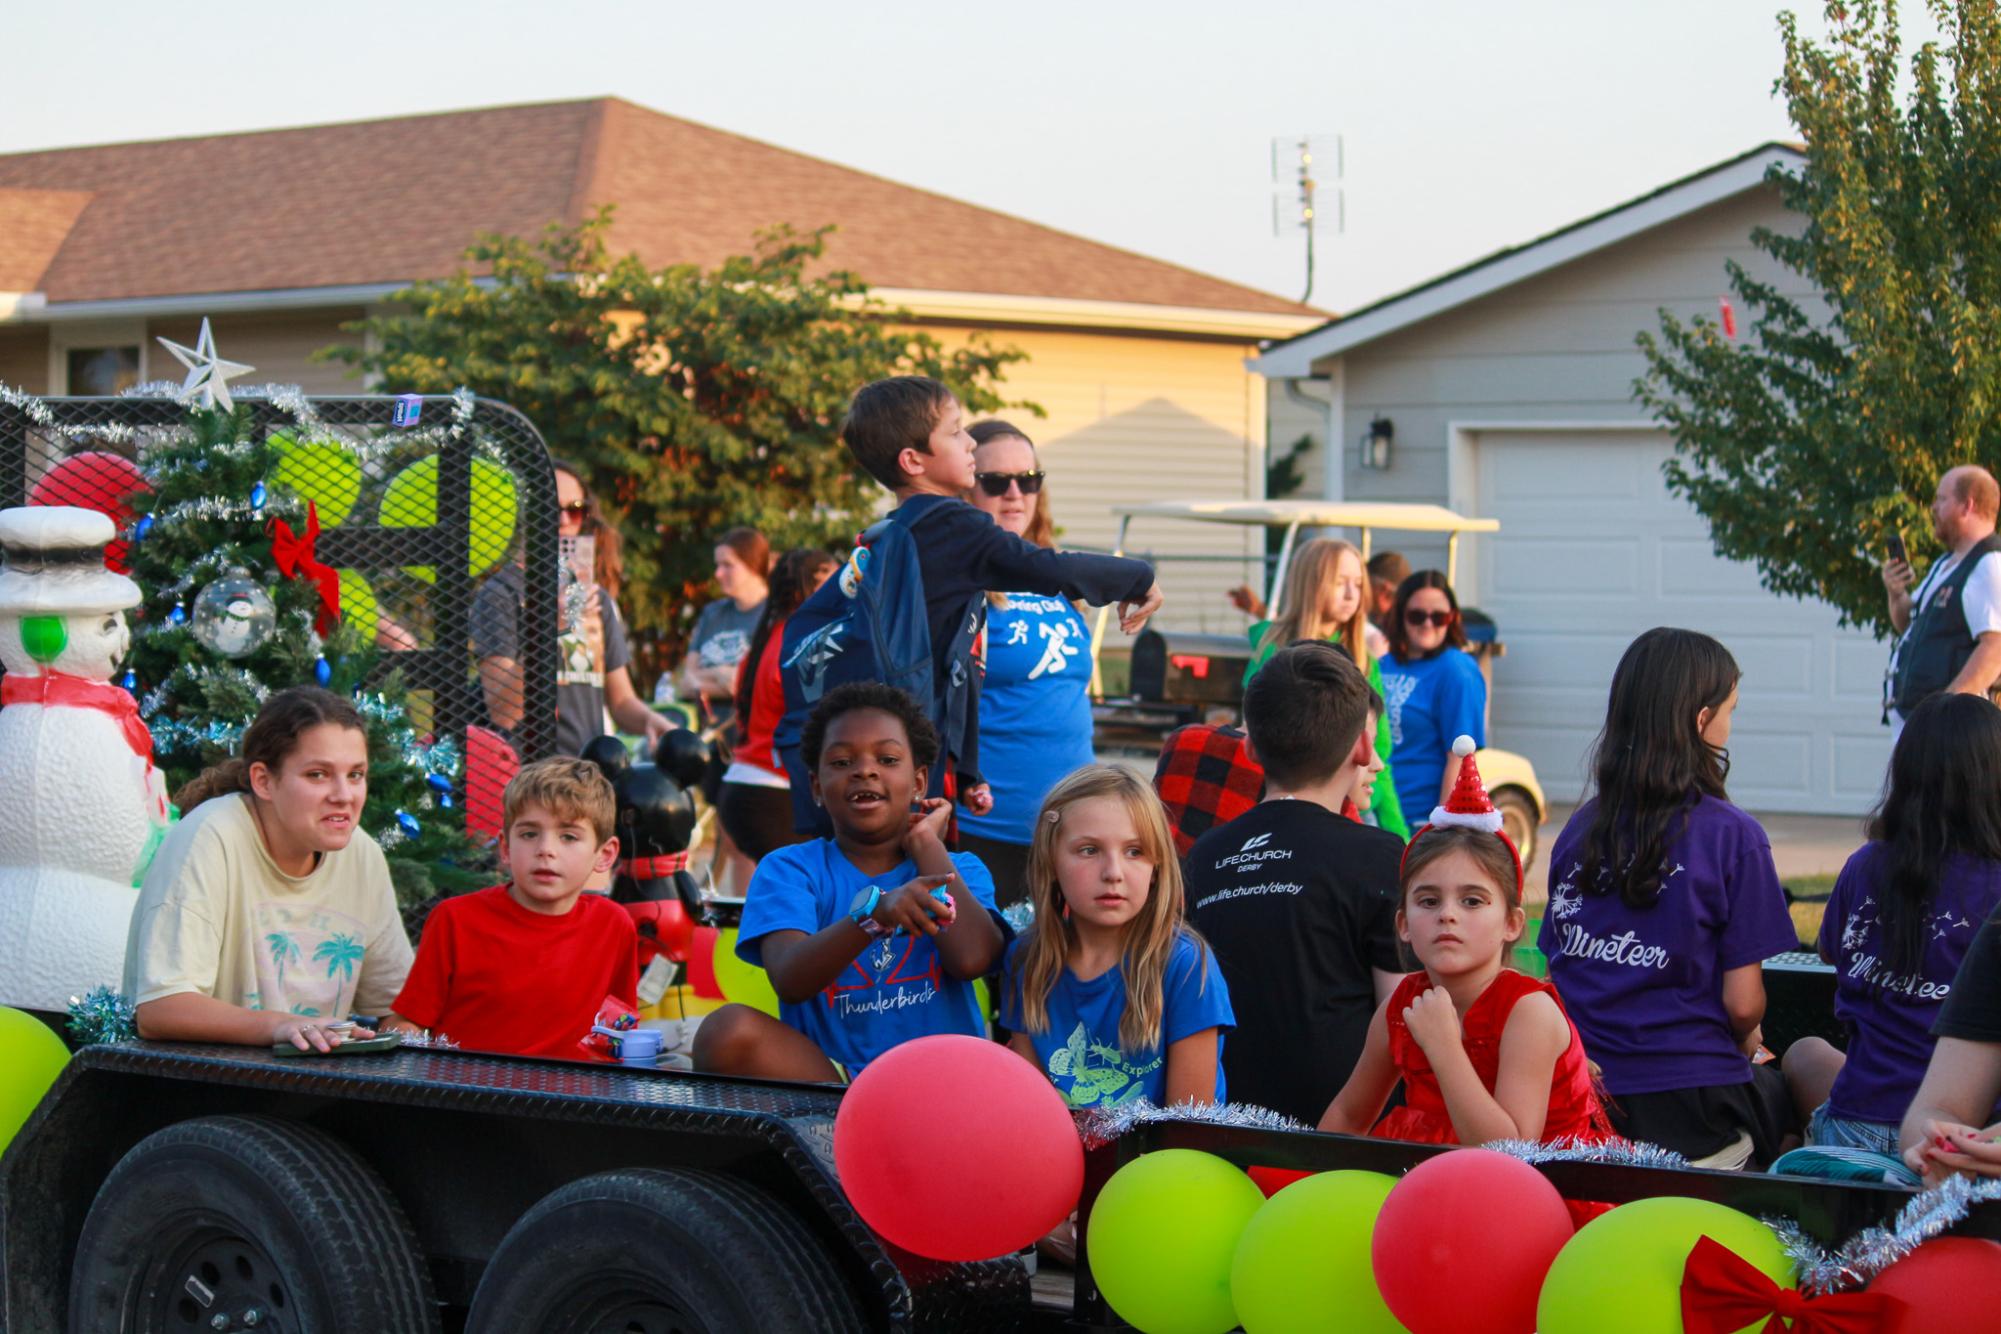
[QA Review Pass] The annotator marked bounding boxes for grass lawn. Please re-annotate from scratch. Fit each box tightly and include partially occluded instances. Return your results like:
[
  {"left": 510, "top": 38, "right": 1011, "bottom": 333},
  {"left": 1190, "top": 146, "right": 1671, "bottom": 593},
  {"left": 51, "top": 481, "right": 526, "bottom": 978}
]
[{"left": 1784, "top": 873, "right": 1837, "bottom": 949}]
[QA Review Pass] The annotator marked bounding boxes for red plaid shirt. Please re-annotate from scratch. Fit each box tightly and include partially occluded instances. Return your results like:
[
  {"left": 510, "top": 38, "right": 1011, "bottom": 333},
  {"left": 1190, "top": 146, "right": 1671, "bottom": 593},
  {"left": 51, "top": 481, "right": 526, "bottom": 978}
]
[{"left": 1153, "top": 724, "right": 1266, "bottom": 859}]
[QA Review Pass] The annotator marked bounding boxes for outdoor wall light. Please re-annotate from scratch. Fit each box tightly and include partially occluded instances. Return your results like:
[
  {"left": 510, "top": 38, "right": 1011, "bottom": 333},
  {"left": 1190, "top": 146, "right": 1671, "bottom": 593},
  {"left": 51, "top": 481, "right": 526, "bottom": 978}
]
[{"left": 1360, "top": 416, "right": 1394, "bottom": 470}]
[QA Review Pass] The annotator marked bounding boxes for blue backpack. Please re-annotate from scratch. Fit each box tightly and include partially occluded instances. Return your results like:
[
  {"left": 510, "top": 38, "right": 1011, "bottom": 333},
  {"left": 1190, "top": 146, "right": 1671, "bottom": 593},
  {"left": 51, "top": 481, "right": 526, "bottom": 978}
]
[{"left": 773, "top": 500, "right": 985, "bottom": 833}]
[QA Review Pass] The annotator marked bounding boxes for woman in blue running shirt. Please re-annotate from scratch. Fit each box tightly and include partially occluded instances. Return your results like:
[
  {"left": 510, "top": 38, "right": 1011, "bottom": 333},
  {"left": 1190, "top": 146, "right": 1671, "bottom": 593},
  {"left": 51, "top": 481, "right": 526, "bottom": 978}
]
[{"left": 956, "top": 421, "right": 1095, "bottom": 908}]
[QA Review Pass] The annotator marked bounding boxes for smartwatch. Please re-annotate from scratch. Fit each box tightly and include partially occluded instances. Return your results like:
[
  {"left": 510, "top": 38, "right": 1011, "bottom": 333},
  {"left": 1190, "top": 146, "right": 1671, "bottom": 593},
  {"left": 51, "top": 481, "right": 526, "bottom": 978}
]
[{"left": 848, "top": 885, "right": 888, "bottom": 938}]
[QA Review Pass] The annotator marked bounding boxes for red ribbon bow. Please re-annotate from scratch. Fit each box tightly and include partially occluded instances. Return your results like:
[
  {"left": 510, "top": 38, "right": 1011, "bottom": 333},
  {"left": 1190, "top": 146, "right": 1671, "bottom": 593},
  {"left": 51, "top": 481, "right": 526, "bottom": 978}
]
[
  {"left": 268, "top": 501, "right": 342, "bottom": 637},
  {"left": 1680, "top": 1235, "right": 1907, "bottom": 1334}
]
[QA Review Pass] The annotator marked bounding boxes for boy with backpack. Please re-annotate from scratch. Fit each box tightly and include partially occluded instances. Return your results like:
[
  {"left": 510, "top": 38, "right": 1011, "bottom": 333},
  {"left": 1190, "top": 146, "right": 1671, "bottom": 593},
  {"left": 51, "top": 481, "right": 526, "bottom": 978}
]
[{"left": 777, "top": 376, "right": 1160, "bottom": 825}]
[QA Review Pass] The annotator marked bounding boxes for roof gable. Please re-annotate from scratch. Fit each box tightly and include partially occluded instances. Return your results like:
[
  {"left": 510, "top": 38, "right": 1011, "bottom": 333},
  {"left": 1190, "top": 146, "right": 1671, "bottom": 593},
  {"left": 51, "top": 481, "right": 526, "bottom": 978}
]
[
  {"left": 0, "top": 98, "right": 1315, "bottom": 320},
  {"left": 1253, "top": 142, "right": 1803, "bottom": 377}
]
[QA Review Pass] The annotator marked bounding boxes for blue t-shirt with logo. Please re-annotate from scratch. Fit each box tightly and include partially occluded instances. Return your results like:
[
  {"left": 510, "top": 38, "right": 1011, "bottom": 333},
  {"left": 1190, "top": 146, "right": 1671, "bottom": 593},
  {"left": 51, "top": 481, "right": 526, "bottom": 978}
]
[
  {"left": 737, "top": 840, "right": 998, "bottom": 1074},
  {"left": 999, "top": 931, "right": 1234, "bottom": 1107},
  {"left": 1379, "top": 647, "right": 1487, "bottom": 822},
  {"left": 958, "top": 592, "right": 1097, "bottom": 844}
]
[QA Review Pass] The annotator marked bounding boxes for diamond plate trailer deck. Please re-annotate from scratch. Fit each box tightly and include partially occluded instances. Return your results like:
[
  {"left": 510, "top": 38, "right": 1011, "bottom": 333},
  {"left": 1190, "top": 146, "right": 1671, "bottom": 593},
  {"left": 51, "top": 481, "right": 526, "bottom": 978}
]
[{"left": 1, "top": 1041, "right": 1031, "bottom": 1332}]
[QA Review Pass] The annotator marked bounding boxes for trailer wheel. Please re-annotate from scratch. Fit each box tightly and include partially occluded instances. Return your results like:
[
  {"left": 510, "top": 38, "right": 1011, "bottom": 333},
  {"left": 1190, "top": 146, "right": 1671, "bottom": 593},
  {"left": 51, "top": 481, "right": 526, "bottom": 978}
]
[
  {"left": 466, "top": 1168, "right": 867, "bottom": 1334},
  {"left": 67, "top": 1113, "right": 438, "bottom": 1334},
  {"left": 1492, "top": 786, "right": 1539, "bottom": 873}
]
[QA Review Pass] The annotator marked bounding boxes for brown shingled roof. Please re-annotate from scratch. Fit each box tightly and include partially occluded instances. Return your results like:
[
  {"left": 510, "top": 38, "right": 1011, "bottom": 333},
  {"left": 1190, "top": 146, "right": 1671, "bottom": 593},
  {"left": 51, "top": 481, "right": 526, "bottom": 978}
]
[{"left": 0, "top": 98, "right": 1316, "bottom": 317}]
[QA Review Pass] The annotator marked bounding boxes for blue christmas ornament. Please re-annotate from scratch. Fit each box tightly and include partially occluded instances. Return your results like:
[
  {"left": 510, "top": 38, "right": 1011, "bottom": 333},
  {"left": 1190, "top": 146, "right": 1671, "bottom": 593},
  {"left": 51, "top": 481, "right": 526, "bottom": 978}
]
[
  {"left": 168, "top": 602, "right": 187, "bottom": 626},
  {"left": 426, "top": 772, "right": 452, "bottom": 793},
  {"left": 314, "top": 655, "right": 331, "bottom": 686},
  {"left": 439, "top": 794, "right": 453, "bottom": 809},
  {"left": 396, "top": 809, "right": 421, "bottom": 838},
  {"left": 120, "top": 669, "right": 138, "bottom": 694},
  {"left": 249, "top": 481, "right": 267, "bottom": 511},
  {"left": 134, "top": 514, "right": 153, "bottom": 541}
]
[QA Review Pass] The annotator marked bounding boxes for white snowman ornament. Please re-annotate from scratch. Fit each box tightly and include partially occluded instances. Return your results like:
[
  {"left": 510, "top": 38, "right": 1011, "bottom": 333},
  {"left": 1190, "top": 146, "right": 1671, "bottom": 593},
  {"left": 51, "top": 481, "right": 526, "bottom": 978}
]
[{"left": 0, "top": 506, "right": 171, "bottom": 1013}]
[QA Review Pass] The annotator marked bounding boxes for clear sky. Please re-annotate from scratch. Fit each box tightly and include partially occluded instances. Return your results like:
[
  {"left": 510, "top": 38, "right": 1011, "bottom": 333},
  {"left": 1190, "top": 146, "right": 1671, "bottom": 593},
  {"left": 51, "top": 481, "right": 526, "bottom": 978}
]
[{"left": 0, "top": 1, "right": 1943, "bottom": 314}]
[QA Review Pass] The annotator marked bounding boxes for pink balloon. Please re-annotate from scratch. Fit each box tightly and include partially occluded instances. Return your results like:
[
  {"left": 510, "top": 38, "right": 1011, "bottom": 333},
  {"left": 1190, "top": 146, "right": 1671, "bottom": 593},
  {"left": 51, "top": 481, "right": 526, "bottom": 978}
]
[
  {"left": 1869, "top": 1236, "right": 2001, "bottom": 1334},
  {"left": 1372, "top": 1149, "right": 1573, "bottom": 1334},
  {"left": 834, "top": 1034, "right": 1081, "bottom": 1262}
]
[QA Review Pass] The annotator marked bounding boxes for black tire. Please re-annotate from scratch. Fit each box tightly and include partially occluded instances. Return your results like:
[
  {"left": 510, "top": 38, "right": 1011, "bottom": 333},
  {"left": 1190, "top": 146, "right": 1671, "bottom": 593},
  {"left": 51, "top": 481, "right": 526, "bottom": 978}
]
[
  {"left": 466, "top": 1168, "right": 867, "bottom": 1334},
  {"left": 67, "top": 1113, "right": 438, "bottom": 1334},
  {"left": 1493, "top": 787, "right": 1539, "bottom": 874}
]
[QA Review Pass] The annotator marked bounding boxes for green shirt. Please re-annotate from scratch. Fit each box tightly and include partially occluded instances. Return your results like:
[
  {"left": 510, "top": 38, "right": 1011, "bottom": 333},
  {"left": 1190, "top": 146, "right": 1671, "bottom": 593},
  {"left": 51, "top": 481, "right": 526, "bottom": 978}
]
[{"left": 1243, "top": 622, "right": 1408, "bottom": 840}]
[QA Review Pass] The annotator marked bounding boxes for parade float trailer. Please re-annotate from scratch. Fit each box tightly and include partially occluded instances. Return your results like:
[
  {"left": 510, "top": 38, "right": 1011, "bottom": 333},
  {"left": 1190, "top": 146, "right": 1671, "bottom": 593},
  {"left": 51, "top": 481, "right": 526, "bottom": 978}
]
[{"left": 4, "top": 391, "right": 1995, "bottom": 1333}]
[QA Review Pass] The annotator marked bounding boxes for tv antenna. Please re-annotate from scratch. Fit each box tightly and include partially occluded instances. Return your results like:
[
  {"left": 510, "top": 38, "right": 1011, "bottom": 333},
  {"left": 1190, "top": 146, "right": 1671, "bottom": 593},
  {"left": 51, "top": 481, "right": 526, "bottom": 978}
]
[{"left": 1271, "top": 135, "right": 1344, "bottom": 304}]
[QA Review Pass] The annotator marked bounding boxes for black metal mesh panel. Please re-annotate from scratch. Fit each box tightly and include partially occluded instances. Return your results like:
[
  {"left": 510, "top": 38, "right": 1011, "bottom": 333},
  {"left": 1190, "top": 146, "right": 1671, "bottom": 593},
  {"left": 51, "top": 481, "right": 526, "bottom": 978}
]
[{"left": 0, "top": 392, "right": 559, "bottom": 833}]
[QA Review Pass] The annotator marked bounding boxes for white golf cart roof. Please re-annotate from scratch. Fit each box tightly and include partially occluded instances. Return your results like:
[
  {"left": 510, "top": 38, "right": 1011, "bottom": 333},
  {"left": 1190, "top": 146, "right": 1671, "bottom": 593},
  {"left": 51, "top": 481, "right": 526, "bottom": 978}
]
[{"left": 1110, "top": 500, "right": 1499, "bottom": 535}]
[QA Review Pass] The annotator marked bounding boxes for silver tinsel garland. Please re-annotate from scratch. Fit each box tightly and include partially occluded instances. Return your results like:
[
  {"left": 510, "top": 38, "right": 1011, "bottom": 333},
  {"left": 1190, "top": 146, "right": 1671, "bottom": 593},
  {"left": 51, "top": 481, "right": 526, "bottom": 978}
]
[
  {"left": 1766, "top": 1173, "right": 2001, "bottom": 1295},
  {"left": 1078, "top": 1098, "right": 1310, "bottom": 1149},
  {"left": 1482, "top": 1136, "right": 1694, "bottom": 1171},
  {"left": 66, "top": 986, "right": 139, "bottom": 1045}
]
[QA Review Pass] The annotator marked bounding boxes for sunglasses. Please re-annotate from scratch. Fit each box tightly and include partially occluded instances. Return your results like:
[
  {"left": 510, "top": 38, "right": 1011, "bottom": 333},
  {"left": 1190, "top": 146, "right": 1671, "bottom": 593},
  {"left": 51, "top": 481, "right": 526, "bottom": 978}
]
[
  {"left": 1404, "top": 608, "right": 1456, "bottom": 628},
  {"left": 974, "top": 471, "right": 1045, "bottom": 497},
  {"left": 559, "top": 502, "right": 590, "bottom": 518}
]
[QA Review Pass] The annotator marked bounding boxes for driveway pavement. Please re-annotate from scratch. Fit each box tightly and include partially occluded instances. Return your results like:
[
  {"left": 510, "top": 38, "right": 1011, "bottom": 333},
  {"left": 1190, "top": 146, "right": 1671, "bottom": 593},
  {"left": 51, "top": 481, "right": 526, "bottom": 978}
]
[{"left": 1522, "top": 804, "right": 1864, "bottom": 907}]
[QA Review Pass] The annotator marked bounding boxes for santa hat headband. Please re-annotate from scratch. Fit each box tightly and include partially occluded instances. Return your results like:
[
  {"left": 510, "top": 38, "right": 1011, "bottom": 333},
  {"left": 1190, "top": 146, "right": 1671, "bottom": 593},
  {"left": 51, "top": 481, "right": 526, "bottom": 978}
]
[{"left": 1398, "top": 735, "right": 1522, "bottom": 895}]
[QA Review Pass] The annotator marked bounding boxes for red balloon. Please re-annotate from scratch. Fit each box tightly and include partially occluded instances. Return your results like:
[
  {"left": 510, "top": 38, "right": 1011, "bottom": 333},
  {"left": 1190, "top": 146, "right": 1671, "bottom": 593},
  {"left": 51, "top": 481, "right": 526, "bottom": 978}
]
[
  {"left": 834, "top": 1033, "right": 1081, "bottom": 1262},
  {"left": 685, "top": 926, "right": 723, "bottom": 999},
  {"left": 1247, "top": 1165, "right": 1312, "bottom": 1197},
  {"left": 1869, "top": 1236, "right": 2001, "bottom": 1334},
  {"left": 1371, "top": 1149, "right": 1573, "bottom": 1334},
  {"left": 31, "top": 451, "right": 151, "bottom": 573}
]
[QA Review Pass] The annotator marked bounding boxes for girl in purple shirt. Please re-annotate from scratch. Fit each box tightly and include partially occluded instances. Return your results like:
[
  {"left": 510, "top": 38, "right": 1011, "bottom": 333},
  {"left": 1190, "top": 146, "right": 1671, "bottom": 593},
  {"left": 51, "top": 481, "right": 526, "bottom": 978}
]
[
  {"left": 1784, "top": 692, "right": 2001, "bottom": 1155},
  {"left": 1540, "top": 628, "right": 1798, "bottom": 1168}
]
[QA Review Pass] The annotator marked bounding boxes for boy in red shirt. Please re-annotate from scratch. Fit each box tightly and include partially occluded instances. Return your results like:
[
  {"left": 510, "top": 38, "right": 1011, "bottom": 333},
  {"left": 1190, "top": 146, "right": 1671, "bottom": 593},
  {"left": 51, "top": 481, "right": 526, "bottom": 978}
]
[{"left": 386, "top": 758, "right": 638, "bottom": 1058}]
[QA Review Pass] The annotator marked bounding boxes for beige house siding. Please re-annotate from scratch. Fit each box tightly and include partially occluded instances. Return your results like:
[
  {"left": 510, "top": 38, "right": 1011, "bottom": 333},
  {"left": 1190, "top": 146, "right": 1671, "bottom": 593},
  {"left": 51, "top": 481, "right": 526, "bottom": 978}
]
[
  {"left": 935, "top": 325, "right": 1268, "bottom": 635},
  {"left": 0, "top": 328, "right": 47, "bottom": 393},
  {"left": 148, "top": 310, "right": 364, "bottom": 394}
]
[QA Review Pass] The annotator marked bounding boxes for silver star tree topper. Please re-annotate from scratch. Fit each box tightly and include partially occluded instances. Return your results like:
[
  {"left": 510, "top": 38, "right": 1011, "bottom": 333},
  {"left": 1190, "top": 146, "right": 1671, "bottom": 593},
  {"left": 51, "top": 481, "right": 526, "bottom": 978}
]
[{"left": 156, "top": 318, "right": 255, "bottom": 413}]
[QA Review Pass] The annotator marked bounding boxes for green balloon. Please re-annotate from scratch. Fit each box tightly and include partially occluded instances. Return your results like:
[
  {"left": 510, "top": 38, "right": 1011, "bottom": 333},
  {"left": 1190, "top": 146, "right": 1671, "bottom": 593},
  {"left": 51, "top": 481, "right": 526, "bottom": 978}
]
[
  {"left": 1537, "top": 1196, "right": 1793, "bottom": 1334},
  {"left": 268, "top": 433, "right": 364, "bottom": 528},
  {"left": 1089, "top": 1149, "right": 1265, "bottom": 1334},
  {"left": 378, "top": 455, "right": 518, "bottom": 578},
  {"left": 1231, "top": 1171, "right": 1405, "bottom": 1334},
  {"left": 712, "top": 927, "right": 781, "bottom": 1017},
  {"left": 0, "top": 1006, "right": 70, "bottom": 1155}
]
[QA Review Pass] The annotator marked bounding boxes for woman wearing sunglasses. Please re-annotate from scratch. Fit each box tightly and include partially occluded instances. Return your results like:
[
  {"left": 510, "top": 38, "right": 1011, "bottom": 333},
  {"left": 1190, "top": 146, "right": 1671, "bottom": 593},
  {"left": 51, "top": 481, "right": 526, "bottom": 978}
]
[
  {"left": 954, "top": 420, "right": 1095, "bottom": 907},
  {"left": 1379, "top": 569, "right": 1487, "bottom": 825}
]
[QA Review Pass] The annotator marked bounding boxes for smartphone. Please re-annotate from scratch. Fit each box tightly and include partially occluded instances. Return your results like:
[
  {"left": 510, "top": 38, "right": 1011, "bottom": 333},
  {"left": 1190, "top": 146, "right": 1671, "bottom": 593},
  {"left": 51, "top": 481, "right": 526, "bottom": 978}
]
[{"left": 1888, "top": 532, "right": 1908, "bottom": 564}]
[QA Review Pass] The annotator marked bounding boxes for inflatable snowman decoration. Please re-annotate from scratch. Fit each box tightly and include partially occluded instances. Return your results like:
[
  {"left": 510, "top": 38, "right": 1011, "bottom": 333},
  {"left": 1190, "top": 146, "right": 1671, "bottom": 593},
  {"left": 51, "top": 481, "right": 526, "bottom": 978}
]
[{"left": 0, "top": 506, "right": 171, "bottom": 1012}]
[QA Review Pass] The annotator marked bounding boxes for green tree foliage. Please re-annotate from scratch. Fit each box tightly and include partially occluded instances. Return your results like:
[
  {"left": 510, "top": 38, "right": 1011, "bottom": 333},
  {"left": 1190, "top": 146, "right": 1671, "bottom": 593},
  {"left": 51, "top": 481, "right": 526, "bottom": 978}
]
[
  {"left": 1636, "top": 0, "right": 2001, "bottom": 634},
  {"left": 329, "top": 210, "right": 1033, "bottom": 645},
  {"left": 126, "top": 405, "right": 491, "bottom": 908}
]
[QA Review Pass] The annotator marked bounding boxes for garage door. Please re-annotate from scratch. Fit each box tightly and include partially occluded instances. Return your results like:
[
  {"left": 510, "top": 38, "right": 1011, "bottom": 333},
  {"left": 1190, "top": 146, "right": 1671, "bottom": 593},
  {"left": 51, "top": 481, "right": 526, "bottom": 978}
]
[{"left": 1468, "top": 429, "right": 1892, "bottom": 813}]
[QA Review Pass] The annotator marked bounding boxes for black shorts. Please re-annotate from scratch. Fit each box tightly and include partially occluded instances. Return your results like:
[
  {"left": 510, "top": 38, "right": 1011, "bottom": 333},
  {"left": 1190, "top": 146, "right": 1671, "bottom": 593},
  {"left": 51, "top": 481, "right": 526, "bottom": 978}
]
[
  {"left": 953, "top": 829, "right": 1033, "bottom": 911},
  {"left": 717, "top": 781, "right": 809, "bottom": 862},
  {"left": 1604, "top": 1064, "right": 1793, "bottom": 1166}
]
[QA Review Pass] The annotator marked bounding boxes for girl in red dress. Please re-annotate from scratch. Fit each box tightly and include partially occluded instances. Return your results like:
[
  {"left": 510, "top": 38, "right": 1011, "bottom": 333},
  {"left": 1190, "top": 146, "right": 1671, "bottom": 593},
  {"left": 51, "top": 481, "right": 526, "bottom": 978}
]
[{"left": 1319, "top": 737, "right": 1612, "bottom": 1147}]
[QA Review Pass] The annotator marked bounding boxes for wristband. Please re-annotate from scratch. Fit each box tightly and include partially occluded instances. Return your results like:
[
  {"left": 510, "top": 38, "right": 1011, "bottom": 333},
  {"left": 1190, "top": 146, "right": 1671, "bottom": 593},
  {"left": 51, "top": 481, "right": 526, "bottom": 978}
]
[{"left": 848, "top": 885, "right": 888, "bottom": 939}]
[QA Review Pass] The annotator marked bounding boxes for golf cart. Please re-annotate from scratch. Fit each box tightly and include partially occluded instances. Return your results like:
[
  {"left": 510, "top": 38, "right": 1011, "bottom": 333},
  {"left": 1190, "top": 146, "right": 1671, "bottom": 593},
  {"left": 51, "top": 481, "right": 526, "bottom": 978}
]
[{"left": 1087, "top": 500, "right": 1547, "bottom": 866}]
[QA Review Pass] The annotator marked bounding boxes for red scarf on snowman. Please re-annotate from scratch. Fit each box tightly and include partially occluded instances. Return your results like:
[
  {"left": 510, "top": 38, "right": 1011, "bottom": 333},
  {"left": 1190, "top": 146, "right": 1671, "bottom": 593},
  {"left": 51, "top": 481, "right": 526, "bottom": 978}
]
[{"left": 2, "top": 670, "right": 157, "bottom": 769}]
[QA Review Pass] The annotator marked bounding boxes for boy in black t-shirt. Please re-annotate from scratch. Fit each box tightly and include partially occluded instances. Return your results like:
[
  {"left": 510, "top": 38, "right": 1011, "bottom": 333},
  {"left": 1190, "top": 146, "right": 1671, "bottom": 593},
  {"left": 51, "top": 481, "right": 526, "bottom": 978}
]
[{"left": 1186, "top": 641, "right": 1405, "bottom": 1124}]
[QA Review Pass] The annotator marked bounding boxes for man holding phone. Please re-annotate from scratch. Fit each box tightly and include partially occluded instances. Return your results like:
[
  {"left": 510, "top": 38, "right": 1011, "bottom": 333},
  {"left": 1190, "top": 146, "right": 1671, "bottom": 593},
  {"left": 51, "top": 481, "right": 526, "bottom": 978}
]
[{"left": 1884, "top": 465, "right": 2001, "bottom": 730}]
